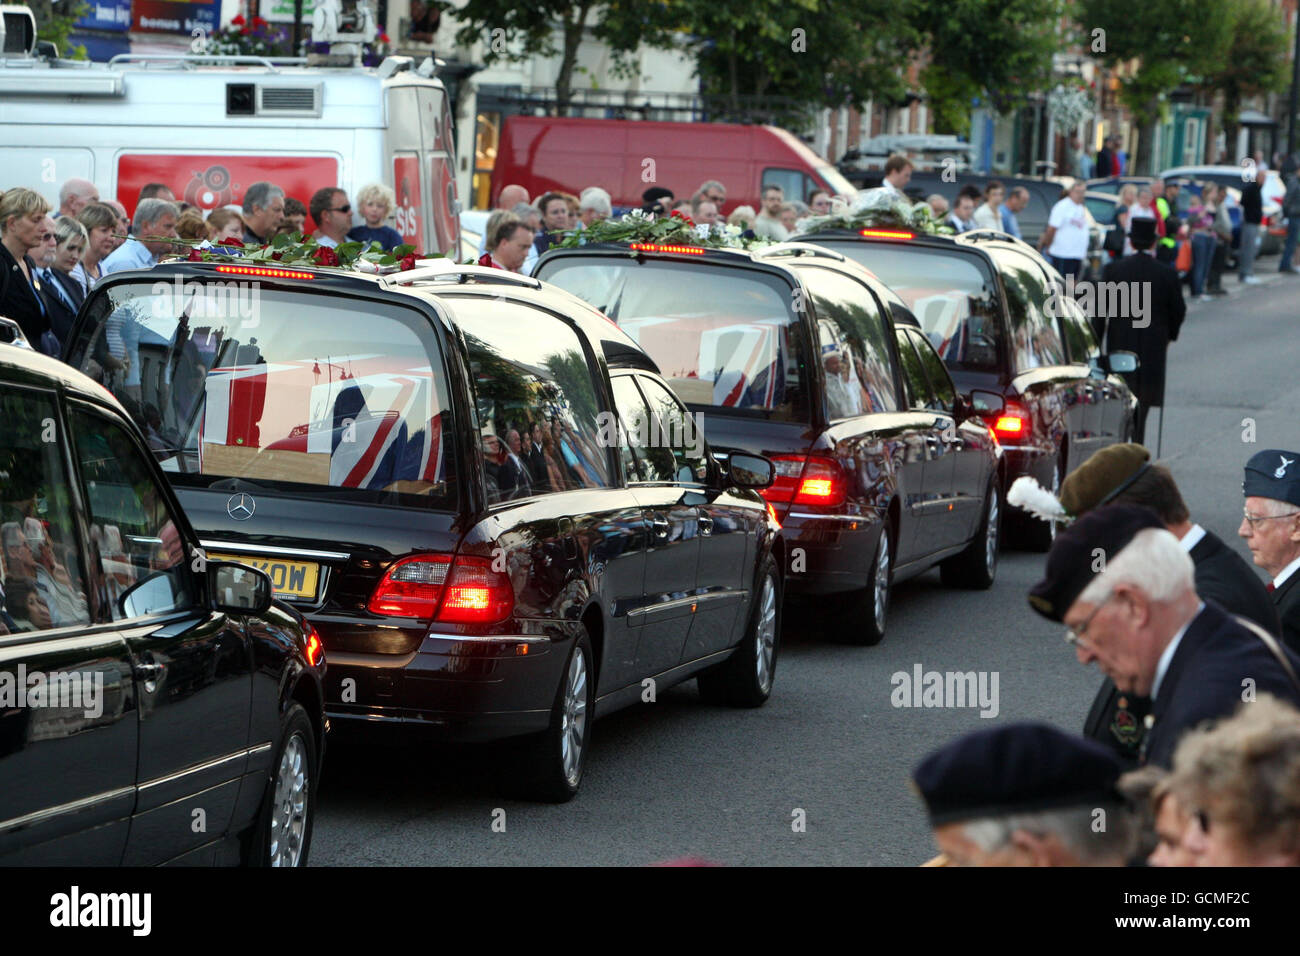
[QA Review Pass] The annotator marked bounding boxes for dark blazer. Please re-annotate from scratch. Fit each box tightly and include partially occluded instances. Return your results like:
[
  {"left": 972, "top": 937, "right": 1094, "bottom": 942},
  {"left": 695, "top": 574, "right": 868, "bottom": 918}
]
[
  {"left": 1275, "top": 569, "right": 1300, "bottom": 655},
  {"left": 1099, "top": 252, "right": 1186, "bottom": 408},
  {"left": 1143, "top": 601, "right": 1300, "bottom": 768},
  {"left": 38, "top": 267, "right": 84, "bottom": 351},
  {"left": 523, "top": 442, "right": 549, "bottom": 490},
  {"left": 1084, "top": 529, "right": 1282, "bottom": 762},
  {"left": 532, "top": 231, "right": 561, "bottom": 257},
  {"left": 0, "top": 244, "right": 50, "bottom": 347}
]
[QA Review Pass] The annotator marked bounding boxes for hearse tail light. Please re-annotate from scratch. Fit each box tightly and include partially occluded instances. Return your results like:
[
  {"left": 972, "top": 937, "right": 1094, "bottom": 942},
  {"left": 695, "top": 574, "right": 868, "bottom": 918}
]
[
  {"left": 367, "top": 554, "right": 453, "bottom": 620},
  {"left": 214, "top": 265, "right": 316, "bottom": 280},
  {"left": 991, "top": 402, "right": 1031, "bottom": 441},
  {"left": 437, "top": 556, "right": 515, "bottom": 625},
  {"left": 760, "top": 455, "right": 848, "bottom": 509},
  {"left": 628, "top": 243, "right": 707, "bottom": 255},
  {"left": 859, "top": 229, "right": 914, "bottom": 240},
  {"left": 304, "top": 624, "right": 324, "bottom": 667}
]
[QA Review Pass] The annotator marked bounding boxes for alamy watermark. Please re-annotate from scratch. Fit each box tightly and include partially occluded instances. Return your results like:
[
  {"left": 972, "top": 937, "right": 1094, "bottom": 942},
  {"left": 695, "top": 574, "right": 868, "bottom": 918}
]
[
  {"left": 595, "top": 409, "right": 704, "bottom": 459},
  {"left": 0, "top": 664, "right": 103, "bottom": 719},
  {"left": 150, "top": 275, "right": 260, "bottom": 329},
  {"left": 890, "top": 663, "right": 999, "bottom": 718},
  {"left": 1044, "top": 275, "right": 1151, "bottom": 329}
]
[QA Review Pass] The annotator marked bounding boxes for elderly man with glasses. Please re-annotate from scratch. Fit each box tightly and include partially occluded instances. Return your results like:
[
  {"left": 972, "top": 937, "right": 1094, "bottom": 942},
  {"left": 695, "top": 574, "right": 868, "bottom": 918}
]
[
  {"left": 1029, "top": 503, "right": 1300, "bottom": 769},
  {"left": 1240, "top": 448, "right": 1300, "bottom": 653}
]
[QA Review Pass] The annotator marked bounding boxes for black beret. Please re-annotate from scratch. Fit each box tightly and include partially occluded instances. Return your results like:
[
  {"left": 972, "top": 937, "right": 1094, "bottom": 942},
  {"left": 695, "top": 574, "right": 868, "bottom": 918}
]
[
  {"left": 1028, "top": 503, "right": 1165, "bottom": 623},
  {"left": 1129, "top": 217, "right": 1157, "bottom": 245},
  {"left": 914, "top": 723, "right": 1126, "bottom": 825},
  {"left": 641, "top": 186, "right": 674, "bottom": 204},
  {"left": 1243, "top": 449, "right": 1300, "bottom": 507}
]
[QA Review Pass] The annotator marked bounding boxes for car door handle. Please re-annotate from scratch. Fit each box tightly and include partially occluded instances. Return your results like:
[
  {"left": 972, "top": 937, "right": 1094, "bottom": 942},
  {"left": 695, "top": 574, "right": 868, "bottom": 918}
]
[
  {"left": 698, "top": 513, "right": 713, "bottom": 536},
  {"left": 649, "top": 513, "right": 670, "bottom": 537},
  {"left": 134, "top": 661, "right": 164, "bottom": 687}
]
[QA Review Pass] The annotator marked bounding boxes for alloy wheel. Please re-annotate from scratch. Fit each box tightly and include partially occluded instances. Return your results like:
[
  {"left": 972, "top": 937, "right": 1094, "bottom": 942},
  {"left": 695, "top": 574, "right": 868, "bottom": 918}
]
[
  {"left": 560, "top": 649, "right": 588, "bottom": 787},
  {"left": 270, "top": 733, "right": 309, "bottom": 867},
  {"left": 755, "top": 574, "right": 777, "bottom": 694}
]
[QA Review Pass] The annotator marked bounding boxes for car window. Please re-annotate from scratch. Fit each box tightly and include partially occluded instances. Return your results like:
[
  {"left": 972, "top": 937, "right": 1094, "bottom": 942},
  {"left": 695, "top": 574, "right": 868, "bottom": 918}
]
[
  {"left": 762, "top": 168, "right": 806, "bottom": 203},
  {"left": 996, "top": 250, "right": 1067, "bottom": 370},
  {"left": 1085, "top": 197, "right": 1117, "bottom": 222},
  {"left": 1057, "top": 294, "right": 1103, "bottom": 365},
  {"left": 909, "top": 329, "right": 958, "bottom": 413},
  {"left": 636, "top": 376, "right": 709, "bottom": 485},
  {"left": 539, "top": 258, "right": 809, "bottom": 423},
  {"left": 610, "top": 375, "right": 676, "bottom": 483},
  {"left": 0, "top": 388, "right": 92, "bottom": 634},
  {"left": 69, "top": 405, "right": 194, "bottom": 622},
  {"left": 449, "top": 296, "right": 611, "bottom": 503},
  {"left": 894, "top": 328, "right": 933, "bottom": 410},
  {"left": 67, "top": 281, "right": 457, "bottom": 511},
  {"left": 825, "top": 243, "right": 1004, "bottom": 372},
  {"left": 795, "top": 267, "right": 898, "bottom": 418}
]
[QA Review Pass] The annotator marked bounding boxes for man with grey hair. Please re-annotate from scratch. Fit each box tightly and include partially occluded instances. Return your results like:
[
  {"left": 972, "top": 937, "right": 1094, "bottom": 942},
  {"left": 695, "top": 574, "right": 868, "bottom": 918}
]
[
  {"left": 241, "top": 181, "right": 286, "bottom": 245},
  {"left": 695, "top": 179, "right": 726, "bottom": 209},
  {"left": 914, "top": 722, "right": 1137, "bottom": 866},
  {"left": 56, "top": 178, "right": 99, "bottom": 220},
  {"left": 1240, "top": 448, "right": 1300, "bottom": 652},
  {"left": 101, "top": 198, "right": 180, "bottom": 275},
  {"left": 578, "top": 187, "right": 611, "bottom": 227},
  {"left": 1030, "top": 503, "right": 1300, "bottom": 767}
]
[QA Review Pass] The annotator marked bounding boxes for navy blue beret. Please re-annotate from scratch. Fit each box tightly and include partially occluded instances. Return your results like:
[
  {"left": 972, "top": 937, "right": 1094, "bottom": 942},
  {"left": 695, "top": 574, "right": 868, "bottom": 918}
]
[
  {"left": 1028, "top": 503, "right": 1165, "bottom": 623},
  {"left": 1243, "top": 449, "right": 1300, "bottom": 507},
  {"left": 914, "top": 723, "right": 1126, "bottom": 825}
]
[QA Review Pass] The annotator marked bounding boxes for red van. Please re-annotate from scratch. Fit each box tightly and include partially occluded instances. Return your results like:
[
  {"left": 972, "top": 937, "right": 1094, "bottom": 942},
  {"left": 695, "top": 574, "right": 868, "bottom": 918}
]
[{"left": 490, "top": 117, "right": 857, "bottom": 214}]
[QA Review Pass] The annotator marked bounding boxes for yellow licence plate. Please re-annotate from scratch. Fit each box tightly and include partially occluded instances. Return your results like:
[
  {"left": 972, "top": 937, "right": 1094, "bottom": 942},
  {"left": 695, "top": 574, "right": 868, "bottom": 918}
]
[{"left": 207, "top": 553, "right": 320, "bottom": 601}]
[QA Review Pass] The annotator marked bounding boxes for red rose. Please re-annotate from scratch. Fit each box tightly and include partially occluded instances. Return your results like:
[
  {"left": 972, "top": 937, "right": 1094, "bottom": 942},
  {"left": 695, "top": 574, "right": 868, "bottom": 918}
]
[
  {"left": 187, "top": 247, "right": 204, "bottom": 261},
  {"left": 231, "top": 14, "right": 245, "bottom": 25},
  {"left": 271, "top": 251, "right": 283, "bottom": 260},
  {"left": 400, "top": 253, "right": 417, "bottom": 271},
  {"left": 252, "top": 16, "right": 268, "bottom": 27},
  {"left": 313, "top": 246, "right": 340, "bottom": 267},
  {"left": 377, "top": 31, "right": 390, "bottom": 43},
  {"left": 223, "top": 237, "right": 245, "bottom": 247},
  {"left": 671, "top": 209, "right": 684, "bottom": 218},
  {"left": 240, "top": 26, "right": 251, "bottom": 35}
]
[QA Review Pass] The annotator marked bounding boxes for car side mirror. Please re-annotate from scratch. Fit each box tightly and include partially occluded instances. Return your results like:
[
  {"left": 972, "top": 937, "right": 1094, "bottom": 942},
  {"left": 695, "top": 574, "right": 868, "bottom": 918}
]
[
  {"left": 726, "top": 453, "right": 775, "bottom": 490},
  {"left": 209, "top": 561, "right": 273, "bottom": 615},
  {"left": 1106, "top": 351, "right": 1139, "bottom": 374},
  {"left": 968, "top": 389, "right": 1005, "bottom": 416}
]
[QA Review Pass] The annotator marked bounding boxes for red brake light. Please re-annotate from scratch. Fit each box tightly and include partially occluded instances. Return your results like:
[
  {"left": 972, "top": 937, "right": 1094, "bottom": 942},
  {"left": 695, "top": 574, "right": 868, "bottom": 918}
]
[
  {"left": 990, "top": 402, "right": 1030, "bottom": 440},
  {"left": 759, "top": 455, "right": 848, "bottom": 510},
  {"left": 214, "top": 265, "right": 316, "bottom": 280},
  {"left": 367, "top": 553, "right": 514, "bottom": 624},
  {"left": 304, "top": 625, "right": 323, "bottom": 667},
  {"left": 628, "top": 242, "right": 707, "bottom": 255},
  {"left": 859, "top": 229, "right": 914, "bottom": 240}
]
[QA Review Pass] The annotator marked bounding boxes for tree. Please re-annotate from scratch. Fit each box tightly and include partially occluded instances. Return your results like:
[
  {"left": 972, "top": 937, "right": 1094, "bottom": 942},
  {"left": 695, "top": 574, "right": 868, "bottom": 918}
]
[
  {"left": 909, "top": 0, "right": 1063, "bottom": 136},
  {"left": 1075, "top": 0, "right": 1238, "bottom": 174},
  {"left": 1199, "top": 0, "right": 1289, "bottom": 157},
  {"left": 20, "top": 0, "right": 88, "bottom": 59}
]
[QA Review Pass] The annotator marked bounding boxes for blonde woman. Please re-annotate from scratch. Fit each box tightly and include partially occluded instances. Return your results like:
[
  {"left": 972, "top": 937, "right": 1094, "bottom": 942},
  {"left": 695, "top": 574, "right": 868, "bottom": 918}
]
[
  {"left": 72, "top": 202, "right": 119, "bottom": 295},
  {"left": 348, "top": 182, "right": 404, "bottom": 250},
  {"left": 0, "top": 187, "right": 54, "bottom": 350}
]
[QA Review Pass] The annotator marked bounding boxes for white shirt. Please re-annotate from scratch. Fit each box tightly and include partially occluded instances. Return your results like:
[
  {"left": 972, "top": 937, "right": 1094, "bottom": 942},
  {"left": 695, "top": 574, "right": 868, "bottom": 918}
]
[
  {"left": 1179, "top": 523, "right": 1207, "bottom": 554},
  {"left": 1046, "top": 197, "right": 1091, "bottom": 260},
  {"left": 1151, "top": 602, "right": 1206, "bottom": 701},
  {"left": 1274, "top": 554, "right": 1300, "bottom": 590},
  {"left": 315, "top": 234, "right": 339, "bottom": 248},
  {"left": 972, "top": 203, "right": 1002, "bottom": 231}
]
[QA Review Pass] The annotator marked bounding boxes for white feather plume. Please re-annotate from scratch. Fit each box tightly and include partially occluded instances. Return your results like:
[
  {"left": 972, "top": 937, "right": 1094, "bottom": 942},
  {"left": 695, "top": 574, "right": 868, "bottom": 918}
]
[{"left": 1007, "top": 475, "right": 1068, "bottom": 523}]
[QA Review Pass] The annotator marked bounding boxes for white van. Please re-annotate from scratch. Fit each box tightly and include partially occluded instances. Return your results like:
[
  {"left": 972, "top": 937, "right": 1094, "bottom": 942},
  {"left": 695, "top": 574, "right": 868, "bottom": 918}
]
[{"left": 0, "top": 4, "right": 460, "bottom": 256}]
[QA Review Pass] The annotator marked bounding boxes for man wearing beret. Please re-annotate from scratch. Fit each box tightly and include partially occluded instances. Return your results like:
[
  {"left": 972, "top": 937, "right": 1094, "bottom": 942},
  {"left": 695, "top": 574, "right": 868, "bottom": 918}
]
[
  {"left": 1240, "top": 449, "right": 1300, "bottom": 653},
  {"left": 1049, "top": 444, "right": 1280, "bottom": 761},
  {"left": 1029, "top": 503, "right": 1300, "bottom": 768},
  {"left": 913, "top": 723, "right": 1138, "bottom": 866},
  {"left": 1097, "top": 216, "right": 1186, "bottom": 445}
]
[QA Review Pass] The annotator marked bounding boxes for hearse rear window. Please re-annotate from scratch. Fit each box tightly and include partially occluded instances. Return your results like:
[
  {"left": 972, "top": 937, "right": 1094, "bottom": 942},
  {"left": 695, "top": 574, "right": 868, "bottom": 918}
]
[
  {"left": 68, "top": 281, "right": 457, "bottom": 510},
  {"left": 539, "top": 258, "right": 810, "bottom": 422},
  {"left": 826, "top": 243, "right": 1004, "bottom": 372}
]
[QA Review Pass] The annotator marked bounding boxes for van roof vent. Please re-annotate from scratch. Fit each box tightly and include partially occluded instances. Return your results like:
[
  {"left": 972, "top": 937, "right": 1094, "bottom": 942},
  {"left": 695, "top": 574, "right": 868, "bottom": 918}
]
[{"left": 258, "top": 84, "right": 321, "bottom": 117}]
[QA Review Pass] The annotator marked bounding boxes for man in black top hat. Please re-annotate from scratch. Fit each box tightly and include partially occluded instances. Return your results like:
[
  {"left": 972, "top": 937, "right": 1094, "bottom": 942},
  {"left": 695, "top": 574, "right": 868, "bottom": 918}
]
[
  {"left": 1029, "top": 503, "right": 1300, "bottom": 768},
  {"left": 1045, "top": 443, "right": 1281, "bottom": 761},
  {"left": 1240, "top": 449, "right": 1300, "bottom": 653},
  {"left": 1096, "top": 216, "right": 1186, "bottom": 445},
  {"left": 641, "top": 187, "right": 674, "bottom": 216},
  {"left": 913, "top": 723, "right": 1137, "bottom": 866}
]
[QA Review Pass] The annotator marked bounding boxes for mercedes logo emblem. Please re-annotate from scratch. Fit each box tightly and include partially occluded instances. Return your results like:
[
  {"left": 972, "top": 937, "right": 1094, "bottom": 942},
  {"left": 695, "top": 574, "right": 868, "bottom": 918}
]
[{"left": 227, "top": 493, "right": 256, "bottom": 521}]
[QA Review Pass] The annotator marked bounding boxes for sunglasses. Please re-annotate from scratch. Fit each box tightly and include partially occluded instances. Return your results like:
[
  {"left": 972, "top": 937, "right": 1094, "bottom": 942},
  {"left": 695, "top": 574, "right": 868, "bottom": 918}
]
[{"left": 330, "top": 205, "right": 352, "bottom": 214}]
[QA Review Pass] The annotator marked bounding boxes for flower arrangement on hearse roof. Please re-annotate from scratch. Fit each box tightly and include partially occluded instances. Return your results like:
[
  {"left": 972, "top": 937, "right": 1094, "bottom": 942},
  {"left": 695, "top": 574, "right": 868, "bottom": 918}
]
[
  {"left": 152, "top": 231, "right": 428, "bottom": 272},
  {"left": 793, "top": 189, "right": 956, "bottom": 237},
  {"left": 556, "top": 208, "right": 773, "bottom": 251}
]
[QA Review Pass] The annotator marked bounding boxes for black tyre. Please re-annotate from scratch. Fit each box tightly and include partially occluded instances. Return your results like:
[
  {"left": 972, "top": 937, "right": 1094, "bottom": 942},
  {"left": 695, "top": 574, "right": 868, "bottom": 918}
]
[
  {"left": 245, "top": 701, "right": 317, "bottom": 867},
  {"left": 698, "top": 555, "right": 781, "bottom": 707},
  {"left": 940, "top": 479, "right": 1001, "bottom": 589},
  {"left": 519, "top": 629, "right": 593, "bottom": 803},
  {"left": 840, "top": 520, "right": 892, "bottom": 646}
]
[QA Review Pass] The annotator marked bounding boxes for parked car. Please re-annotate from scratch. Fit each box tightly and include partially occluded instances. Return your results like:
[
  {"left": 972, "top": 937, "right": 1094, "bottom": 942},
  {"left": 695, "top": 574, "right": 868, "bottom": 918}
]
[
  {"left": 65, "top": 257, "right": 781, "bottom": 802},
  {"left": 1160, "top": 166, "right": 1282, "bottom": 255},
  {"left": 535, "top": 241, "right": 1003, "bottom": 647},
  {"left": 491, "top": 116, "right": 858, "bottom": 217},
  {"left": 792, "top": 228, "right": 1139, "bottom": 550},
  {"left": 0, "top": 336, "right": 325, "bottom": 866}
]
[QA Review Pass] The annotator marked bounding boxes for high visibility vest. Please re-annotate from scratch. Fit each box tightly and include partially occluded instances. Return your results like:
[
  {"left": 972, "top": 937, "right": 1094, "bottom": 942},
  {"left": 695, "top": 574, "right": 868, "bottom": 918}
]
[{"left": 1155, "top": 197, "right": 1176, "bottom": 247}]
